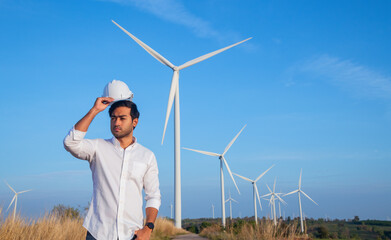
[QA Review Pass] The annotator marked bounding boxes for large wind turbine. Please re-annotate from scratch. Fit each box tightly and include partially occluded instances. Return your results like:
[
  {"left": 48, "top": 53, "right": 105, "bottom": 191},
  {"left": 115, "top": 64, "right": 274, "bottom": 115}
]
[
  {"left": 233, "top": 165, "right": 274, "bottom": 224},
  {"left": 261, "top": 178, "right": 286, "bottom": 226},
  {"left": 225, "top": 190, "right": 238, "bottom": 220},
  {"left": 284, "top": 169, "right": 318, "bottom": 233},
  {"left": 183, "top": 124, "right": 246, "bottom": 227},
  {"left": 5, "top": 182, "right": 32, "bottom": 219},
  {"left": 112, "top": 20, "right": 251, "bottom": 228}
]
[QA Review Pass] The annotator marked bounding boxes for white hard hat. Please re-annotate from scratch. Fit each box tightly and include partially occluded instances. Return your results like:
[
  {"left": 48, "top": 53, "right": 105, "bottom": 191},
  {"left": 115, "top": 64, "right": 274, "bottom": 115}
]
[{"left": 102, "top": 80, "right": 133, "bottom": 104}]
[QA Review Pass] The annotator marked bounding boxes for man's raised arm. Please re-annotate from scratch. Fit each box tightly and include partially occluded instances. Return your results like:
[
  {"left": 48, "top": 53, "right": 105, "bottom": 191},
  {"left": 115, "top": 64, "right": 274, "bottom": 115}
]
[{"left": 63, "top": 97, "right": 113, "bottom": 161}]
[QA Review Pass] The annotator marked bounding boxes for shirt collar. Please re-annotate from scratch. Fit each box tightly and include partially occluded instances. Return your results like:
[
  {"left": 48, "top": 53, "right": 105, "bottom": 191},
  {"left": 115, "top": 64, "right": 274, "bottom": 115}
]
[{"left": 111, "top": 136, "right": 137, "bottom": 149}]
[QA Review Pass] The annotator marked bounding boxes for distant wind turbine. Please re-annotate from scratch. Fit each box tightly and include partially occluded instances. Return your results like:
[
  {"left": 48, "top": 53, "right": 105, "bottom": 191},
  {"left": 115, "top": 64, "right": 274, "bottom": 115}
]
[
  {"left": 183, "top": 124, "right": 246, "bottom": 227},
  {"left": 5, "top": 182, "right": 32, "bottom": 219},
  {"left": 233, "top": 165, "right": 274, "bottom": 224},
  {"left": 284, "top": 169, "right": 318, "bottom": 233},
  {"left": 211, "top": 204, "right": 215, "bottom": 219},
  {"left": 261, "top": 178, "right": 286, "bottom": 225},
  {"left": 112, "top": 20, "right": 251, "bottom": 228},
  {"left": 225, "top": 190, "right": 238, "bottom": 220}
]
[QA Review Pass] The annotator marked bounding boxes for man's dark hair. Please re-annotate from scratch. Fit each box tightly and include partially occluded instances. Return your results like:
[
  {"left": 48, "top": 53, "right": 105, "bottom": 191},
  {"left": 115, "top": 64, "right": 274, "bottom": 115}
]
[{"left": 108, "top": 100, "right": 140, "bottom": 120}]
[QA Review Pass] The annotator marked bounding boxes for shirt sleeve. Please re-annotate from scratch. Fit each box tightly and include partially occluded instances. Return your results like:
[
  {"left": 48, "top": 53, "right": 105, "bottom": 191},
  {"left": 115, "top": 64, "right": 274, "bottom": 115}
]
[
  {"left": 63, "top": 126, "right": 96, "bottom": 162},
  {"left": 143, "top": 153, "right": 161, "bottom": 210}
]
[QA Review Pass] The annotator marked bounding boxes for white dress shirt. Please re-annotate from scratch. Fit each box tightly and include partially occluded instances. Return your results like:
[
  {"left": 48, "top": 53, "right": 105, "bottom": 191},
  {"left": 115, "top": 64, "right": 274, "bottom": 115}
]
[{"left": 63, "top": 127, "right": 161, "bottom": 240}]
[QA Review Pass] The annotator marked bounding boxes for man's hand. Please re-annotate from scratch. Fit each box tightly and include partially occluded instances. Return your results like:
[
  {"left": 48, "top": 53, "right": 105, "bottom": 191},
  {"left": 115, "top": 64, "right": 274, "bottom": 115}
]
[
  {"left": 92, "top": 97, "right": 114, "bottom": 113},
  {"left": 134, "top": 227, "right": 152, "bottom": 240}
]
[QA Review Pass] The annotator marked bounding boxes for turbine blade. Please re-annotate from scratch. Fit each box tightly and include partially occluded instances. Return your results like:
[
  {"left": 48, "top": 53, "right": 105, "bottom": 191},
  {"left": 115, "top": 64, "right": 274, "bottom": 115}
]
[
  {"left": 112, "top": 20, "right": 175, "bottom": 69},
  {"left": 18, "top": 189, "right": 32, "bottom": 194},
  {"left": 276, "top": 194, "right": 287, "bottom": 205},
  {"left": 7, "top": 195, "right": 16, "bottom": 211},
  {"left": 255, "top": 165, "right": 274, "bottom": 182},
  {"left": 182, "top": 147, "right": 220, "bottom": 157},
  {"left": 299, "top": 169, "right": 302, "bottom": 189},
  {"left": 232, "top": 199, "right": 239, "bottom": 203},
  {"left": 222, "top": 156, "right": 240, "bottom": 194},
  {"left": 223, "top": 124, "right": 246, "bottom": 156},
  {"left": 254, "top": 183, "right": 262, "bottom": 210},
  {"left": 5, "top": 182, "right": 16, "bottom": 194},
  {"left": 284, "top": 189, "right": 299, "bottom": 196},
  {"left": 233, "top": 173, "right": 253, "bottom": 182},
  {"left": 161, "top": 71, "right": 179, "bottom": 144},
  {"left": 301, "top": 191, "right": 319, "bottom": 206},
  {"left": 178, "top": 38, "right": 252, "bottom": 70},
  {"left": 261, "top": 193, "right": 272, "bottom": 198},
  {"left": 266, "top": 184, "right": 272, "bottom": 193}
]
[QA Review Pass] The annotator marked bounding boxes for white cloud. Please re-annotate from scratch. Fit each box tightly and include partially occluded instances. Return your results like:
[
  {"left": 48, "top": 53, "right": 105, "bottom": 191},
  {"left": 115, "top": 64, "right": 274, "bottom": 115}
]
[
  {"left": 290, "top": 55, "right": 391, "bottom": 100},
  {"left": 107, "top": 0, "right": 220, "bottom": 39},
  {"left": 104, "top": 0, "right": 254, "bottom": 47}
]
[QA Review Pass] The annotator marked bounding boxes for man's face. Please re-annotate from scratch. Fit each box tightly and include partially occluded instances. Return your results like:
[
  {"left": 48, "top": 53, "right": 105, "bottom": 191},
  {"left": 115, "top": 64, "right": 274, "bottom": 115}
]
[{"left": 110, "top": 106, "right": 138, "bottom": 139}]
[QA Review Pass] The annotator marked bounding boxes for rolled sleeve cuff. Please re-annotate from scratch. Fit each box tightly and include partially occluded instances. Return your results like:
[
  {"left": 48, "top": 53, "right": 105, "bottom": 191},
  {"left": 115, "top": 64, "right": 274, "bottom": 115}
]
[
  {"left": 145, "top": 199, "right": 161, "bottom": 210},
  {"left": 71, "top": 126, "right": 87, "bottom": 141}
]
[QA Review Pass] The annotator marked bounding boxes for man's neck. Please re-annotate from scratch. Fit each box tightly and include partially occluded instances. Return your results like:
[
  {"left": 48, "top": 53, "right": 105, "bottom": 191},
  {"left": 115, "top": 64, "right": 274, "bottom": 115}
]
[{"left": 117, "top": 135, "right": 134, "bottom": 149}]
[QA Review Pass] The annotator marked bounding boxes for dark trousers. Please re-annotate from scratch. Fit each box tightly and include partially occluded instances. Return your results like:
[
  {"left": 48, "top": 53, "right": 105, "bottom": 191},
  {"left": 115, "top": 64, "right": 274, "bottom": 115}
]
[
  {"left": 86, "top": 231, "right": 136, "bottom": 240},
  {"left": 86, "top": 231, "right": 96, "bottom": 240}
]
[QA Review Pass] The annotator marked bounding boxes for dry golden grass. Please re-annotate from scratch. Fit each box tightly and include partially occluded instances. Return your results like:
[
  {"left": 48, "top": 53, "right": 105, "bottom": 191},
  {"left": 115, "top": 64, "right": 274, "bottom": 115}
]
[
  {"left": 0, "top": 208, "right": 187, "bottom": 240},
  {"left": 200, "top": 219, "right": 309, "bottom": 240},
  {"left": 151, "top": 218, "right": 188, "bottom": 240},
  {"left": 0, "top": 213, "right": 86, "bottom": 240}
]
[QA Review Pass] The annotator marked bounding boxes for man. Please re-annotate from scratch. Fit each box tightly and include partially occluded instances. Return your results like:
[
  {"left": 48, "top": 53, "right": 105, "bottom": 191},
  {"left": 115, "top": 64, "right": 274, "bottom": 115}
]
[{"left": 64, "top": 97, "right": 161, "bottom": 240}]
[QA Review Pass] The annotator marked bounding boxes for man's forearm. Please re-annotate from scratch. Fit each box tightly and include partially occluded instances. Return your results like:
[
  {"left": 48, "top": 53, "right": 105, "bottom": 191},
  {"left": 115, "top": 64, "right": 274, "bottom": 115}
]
[
  {"left": 134, "top": 207, "right": 158, "bottom": 239},
  {"left": 145, "top": 207, "right": 158, "bottom": 224},
  {"left": 75, "top": 108, "right": 100, "bottom": 132}
]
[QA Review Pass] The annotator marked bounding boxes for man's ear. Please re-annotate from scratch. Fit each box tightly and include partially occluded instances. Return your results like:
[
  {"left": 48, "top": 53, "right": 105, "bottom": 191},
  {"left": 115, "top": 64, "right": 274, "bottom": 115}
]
[{"left": 133, "top": 118, "right": 139, "bottom": 129}]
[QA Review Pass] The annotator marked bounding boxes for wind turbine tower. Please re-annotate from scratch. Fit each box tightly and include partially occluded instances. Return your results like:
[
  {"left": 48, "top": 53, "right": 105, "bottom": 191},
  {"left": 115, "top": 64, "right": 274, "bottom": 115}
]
[
  {"left": 170, "top": 203, "right": 173, "bottom": 219},
  {"left": 112, "top": 20, "right": 251, "bottom": 228},
  {"left": 183, "top": 124, "right": 246, "bottom": 227},
  {"left": 279, "top": 202, "right": 282, "bottom": 219}
]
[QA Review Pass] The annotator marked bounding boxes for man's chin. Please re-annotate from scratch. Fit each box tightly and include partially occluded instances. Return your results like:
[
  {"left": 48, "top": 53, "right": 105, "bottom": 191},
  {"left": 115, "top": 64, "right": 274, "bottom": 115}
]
[
  {"left": 112, "top": 131, "right": 132, "bottom": 139},
  {"left": 113, "top": 133, "right": 124, "bottom": 138}
]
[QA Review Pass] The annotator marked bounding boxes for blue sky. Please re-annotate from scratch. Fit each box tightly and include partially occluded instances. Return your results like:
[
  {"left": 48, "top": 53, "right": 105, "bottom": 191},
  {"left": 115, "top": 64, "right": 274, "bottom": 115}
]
[{"left": 0, "top": 0, "right": 390, "bottom": 221}]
